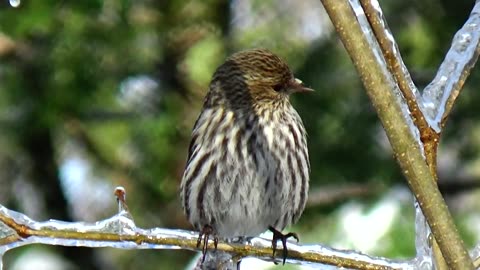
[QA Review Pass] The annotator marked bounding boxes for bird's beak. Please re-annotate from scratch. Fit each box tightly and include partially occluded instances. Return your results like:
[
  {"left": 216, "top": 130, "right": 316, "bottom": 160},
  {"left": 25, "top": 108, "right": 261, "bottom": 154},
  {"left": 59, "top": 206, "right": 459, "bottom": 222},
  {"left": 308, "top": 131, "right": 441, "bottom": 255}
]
[{"left": 290, "top": 78, "right": 314, "bottom": 93}]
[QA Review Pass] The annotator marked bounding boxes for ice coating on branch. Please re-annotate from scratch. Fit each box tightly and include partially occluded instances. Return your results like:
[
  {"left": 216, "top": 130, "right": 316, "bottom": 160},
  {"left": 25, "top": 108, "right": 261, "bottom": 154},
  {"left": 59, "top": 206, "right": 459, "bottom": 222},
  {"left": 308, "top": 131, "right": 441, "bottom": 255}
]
[
  {"left": 0, "top": 203, "right": 199, "bottom": 253},
  {"left": 0, "top": 199, "right": 417, "bottom": 269},
  {"left": 349, "top": 0, "right": 421, "bottom": 144},
  {"left": 413, "top": 201, "right": 433, "bottom": 269},
  {"left": 422, "top": 1, "right": 480, "bottom": 132},
  {"left": 349, "top": 0, "right": 384, "bottom": 66},
  {"left": 0, "top": 184, "right": 444, "bottom": 269},
  {"left": 245, "top": 236, "right": 415, "bottom": 269},
  {"left": 471, "top": 243, "right": 480, "bottom": 267},
  {"left": 0, "top": 219, "right": 15, "bottom": 239},
  {"left": 28, "top": 210, "right": 137, "bottom": 236},
  {"left": 0, "top": 205, "right": 137, "bottom": 252},
  {"left": 369, "top": 0, "right": 423, "bottom": 107}
]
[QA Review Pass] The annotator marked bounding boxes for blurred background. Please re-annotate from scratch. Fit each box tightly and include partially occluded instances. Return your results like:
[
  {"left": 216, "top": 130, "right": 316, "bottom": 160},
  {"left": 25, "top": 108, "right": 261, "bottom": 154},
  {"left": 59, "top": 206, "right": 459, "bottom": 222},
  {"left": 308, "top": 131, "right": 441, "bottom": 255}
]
[{"left": 0, "top": 0, "right": 479, "bottom": 269}]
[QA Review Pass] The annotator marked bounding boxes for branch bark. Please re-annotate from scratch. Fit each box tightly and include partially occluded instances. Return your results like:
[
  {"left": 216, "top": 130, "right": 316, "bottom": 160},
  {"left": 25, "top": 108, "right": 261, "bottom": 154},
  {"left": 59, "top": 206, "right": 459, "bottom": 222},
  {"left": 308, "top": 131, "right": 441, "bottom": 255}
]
[
  {"left": 357, "top": 1, "right": 444, "bottom": 268},
  {"left": 319, "top": 0, "right": 475, "bottom": 269},
  {"left": 0, "top": 204, "right": 408, "bottom": 270},
  {"left": 422, "top": 1, "right": 480, "bottom": 130}
]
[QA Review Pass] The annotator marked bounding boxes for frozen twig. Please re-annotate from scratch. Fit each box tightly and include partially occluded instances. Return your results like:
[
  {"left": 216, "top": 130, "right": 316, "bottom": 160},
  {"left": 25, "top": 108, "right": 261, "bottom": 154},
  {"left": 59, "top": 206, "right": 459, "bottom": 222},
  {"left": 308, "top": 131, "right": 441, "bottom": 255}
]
[
  {"left": 358, "top": 0, "right": 440, "bottom": 179},
  {"left": 319, "top": 0, "right": 475, "bottom": 268},
  {"left": 359, "top": 0, "right": 428, "bottom": 131},
  {"left": 358, "top": 1, "right": 455, "bottom": 268},
  {"left": 422, "top": 0, "right": 480, "bottom": 131},
  {"left": 0, "top": 196, "right": 410, "bottom": 270},
  {"left": 472, "top": 243, "right": 480, "bottom": 268}
]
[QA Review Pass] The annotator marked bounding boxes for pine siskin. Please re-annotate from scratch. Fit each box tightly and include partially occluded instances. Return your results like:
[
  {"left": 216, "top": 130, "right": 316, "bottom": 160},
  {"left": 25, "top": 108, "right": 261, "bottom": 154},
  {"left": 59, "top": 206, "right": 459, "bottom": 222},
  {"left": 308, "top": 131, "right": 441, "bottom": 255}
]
[{"left": 180, "top": 48, "right": 312, "bottom": 265}]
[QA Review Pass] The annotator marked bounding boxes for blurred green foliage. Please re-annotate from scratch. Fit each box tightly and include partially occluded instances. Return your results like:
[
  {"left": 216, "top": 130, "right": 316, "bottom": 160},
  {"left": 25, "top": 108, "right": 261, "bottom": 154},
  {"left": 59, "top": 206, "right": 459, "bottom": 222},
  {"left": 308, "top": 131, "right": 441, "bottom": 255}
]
[{"left": 0, "top": 0, "right": 479, "bottom": 269}]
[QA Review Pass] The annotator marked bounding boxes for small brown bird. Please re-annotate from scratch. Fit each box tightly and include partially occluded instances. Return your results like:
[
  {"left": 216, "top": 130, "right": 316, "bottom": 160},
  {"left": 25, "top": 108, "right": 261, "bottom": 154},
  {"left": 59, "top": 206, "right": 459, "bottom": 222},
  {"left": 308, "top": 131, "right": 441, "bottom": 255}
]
[{"left": 180, "top": 48, "right": 311, "bottom": 265}]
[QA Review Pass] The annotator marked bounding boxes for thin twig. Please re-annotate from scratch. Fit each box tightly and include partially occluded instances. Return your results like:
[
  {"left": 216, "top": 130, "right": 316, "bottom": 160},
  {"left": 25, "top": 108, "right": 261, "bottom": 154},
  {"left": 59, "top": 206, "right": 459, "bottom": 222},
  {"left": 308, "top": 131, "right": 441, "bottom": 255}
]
[
  {"left": 422, "top": 1, "right": 480, "bottom": 131},
  {"left": 319, "top": 0, "right": 474, "bottom": 268},
  {"left": 359, "top": 0, "right": 428, "bottom": 131},
  {"left": 0, "top": 205, "right": 406, "bottom": 270},
  {"left": 358, "top": 0, "right": 441, "bottom": 180},
  {"left": 359, "top": 1, "right": 445, "bottom": 268}
]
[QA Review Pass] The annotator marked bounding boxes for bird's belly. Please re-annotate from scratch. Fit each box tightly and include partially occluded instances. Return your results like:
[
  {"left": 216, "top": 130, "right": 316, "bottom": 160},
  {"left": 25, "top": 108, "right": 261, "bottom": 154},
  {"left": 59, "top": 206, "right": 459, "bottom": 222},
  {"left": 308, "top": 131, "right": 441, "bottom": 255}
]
[
  {"left": 189, "top": 112, "right": 309, "bottom": 239},
  {"left": 212, "top": 178, "right": 284, "bottom": 238}
]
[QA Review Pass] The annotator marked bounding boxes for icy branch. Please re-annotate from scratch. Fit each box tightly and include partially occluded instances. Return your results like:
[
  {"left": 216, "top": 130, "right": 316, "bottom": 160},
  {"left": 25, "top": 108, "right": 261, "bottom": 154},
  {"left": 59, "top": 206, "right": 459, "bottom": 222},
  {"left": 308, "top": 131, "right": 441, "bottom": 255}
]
[
  {"left": 0, "top": 187, "right": 415, "bottom": 270},
  {"left": 472, "top": 243, "right": 480, "bottom": 268},
  {"left": 357, "top": 1, "right": 452, "bottom": 268},
  {"left": 413, "top": 201, "right": 433, "bottom": 269},
  {"left": 422, "top": 1, "right": 480, "bottom": 131},
  {"left": 359, "top": 0, "right": 428, "bottom": 132},
  {"left": 320, "top": 0, "right": 477, "bottom": 269}
]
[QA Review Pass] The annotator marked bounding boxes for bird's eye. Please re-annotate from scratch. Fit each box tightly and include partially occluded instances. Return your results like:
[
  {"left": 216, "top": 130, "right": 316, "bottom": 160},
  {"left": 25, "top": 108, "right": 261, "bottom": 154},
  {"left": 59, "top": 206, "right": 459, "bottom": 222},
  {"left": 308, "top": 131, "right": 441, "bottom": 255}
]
[{"left": 273, "top": 83, "right": 284, "bottom": 92}]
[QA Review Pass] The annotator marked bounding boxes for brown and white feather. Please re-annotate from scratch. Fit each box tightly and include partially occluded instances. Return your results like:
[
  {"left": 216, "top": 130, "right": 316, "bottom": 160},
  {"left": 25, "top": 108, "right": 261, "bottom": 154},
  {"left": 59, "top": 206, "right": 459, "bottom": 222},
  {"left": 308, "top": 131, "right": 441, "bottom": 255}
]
[{"left": 180, "top": 48, "right": 310, "bottom": 238}]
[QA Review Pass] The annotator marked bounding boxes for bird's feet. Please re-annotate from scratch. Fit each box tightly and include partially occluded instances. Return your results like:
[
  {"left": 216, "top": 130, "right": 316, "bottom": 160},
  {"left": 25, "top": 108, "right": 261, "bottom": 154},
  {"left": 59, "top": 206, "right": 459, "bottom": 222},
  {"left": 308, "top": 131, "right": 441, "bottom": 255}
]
[
  {"left": 268, "top": 226, "right": 299, "bottom": 265},
  {"left": 196, "top": 225, "right": 219, "bottom": 263}
]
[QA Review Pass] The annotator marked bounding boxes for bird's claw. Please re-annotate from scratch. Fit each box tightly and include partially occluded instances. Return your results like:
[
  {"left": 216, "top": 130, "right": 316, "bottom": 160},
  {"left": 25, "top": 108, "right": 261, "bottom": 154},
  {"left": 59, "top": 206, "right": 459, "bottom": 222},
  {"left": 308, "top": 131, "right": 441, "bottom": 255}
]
[
  {"left": 197, "top": 225, "right": 218, "bottom": 263},
  {"left": 268, "top": 226, "right": 299, "bottom": 265}
]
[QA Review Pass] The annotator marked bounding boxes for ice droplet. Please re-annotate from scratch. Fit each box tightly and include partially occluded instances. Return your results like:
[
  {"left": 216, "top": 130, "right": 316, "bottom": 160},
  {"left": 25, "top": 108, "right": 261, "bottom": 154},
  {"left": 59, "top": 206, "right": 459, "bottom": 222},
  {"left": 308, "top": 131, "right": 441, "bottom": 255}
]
[{"left": 9, "top": 0, "right": 20, "bottom": 8}]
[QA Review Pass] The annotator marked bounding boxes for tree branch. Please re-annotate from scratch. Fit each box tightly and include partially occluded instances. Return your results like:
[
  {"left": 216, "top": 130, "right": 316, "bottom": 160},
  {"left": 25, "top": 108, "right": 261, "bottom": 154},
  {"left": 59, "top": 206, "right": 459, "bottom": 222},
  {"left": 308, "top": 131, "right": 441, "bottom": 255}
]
[
  {"left": 0, "top": 202, "right": 408, "bottom": 270},
  {"left": 358, "top": 0, "right": 440, "bottom": 180},
  {"left": 422, "top": 0, "right": 480, "bottom": 130},
  {"left": 359, "top": 0, "right": 428, "bottom": 131},
  {"left": 319, "top": 0, "right": 474, "bottom": 269},
  {"left": 358, "top": 1, "right": 448, "bottom": 268}
]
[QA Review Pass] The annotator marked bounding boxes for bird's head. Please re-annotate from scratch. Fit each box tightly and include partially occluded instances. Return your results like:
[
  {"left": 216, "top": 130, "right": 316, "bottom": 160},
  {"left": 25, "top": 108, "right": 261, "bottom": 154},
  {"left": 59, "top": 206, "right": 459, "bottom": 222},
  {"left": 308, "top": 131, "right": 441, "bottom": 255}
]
[
  {"left": 229, "top": 49, "right": 313, "bottom": 99},
  {"left": 210, "top": 49, "right": 313, "bottom": 107}
]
